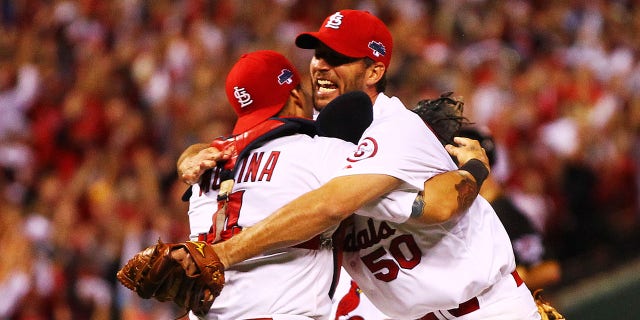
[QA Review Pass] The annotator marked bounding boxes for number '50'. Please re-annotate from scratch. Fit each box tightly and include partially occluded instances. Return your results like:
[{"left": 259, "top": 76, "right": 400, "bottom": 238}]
[{"left": 360, "top": 234, "right": 422, "bottom": 282}]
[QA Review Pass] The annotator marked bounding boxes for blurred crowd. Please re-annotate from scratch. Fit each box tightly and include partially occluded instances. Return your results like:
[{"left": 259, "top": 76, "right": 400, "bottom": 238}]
[{"left": 0, "top": 0, "right": 638, "bottom": 319}]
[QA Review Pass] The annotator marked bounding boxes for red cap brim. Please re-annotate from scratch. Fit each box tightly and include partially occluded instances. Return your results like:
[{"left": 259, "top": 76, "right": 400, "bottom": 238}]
[{"left": 232, "top": 102, "right": 282, "bottom": 135}]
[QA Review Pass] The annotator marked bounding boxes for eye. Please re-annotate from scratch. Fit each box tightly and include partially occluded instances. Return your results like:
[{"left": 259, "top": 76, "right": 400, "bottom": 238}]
[{"left": 315, "top": 46, "right": 361, "bottom": 67}]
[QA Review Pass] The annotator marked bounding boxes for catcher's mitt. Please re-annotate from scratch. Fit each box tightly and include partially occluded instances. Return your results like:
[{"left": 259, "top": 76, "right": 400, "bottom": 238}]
[
  {"left": 412, "top": 91, "right": 470, "bottom": 145},
  {"left": 534, "top": 289, "right": 565, "bottom": 320},
  {"left": 117, "top": 240, "right": 225, "bottom": 317}
]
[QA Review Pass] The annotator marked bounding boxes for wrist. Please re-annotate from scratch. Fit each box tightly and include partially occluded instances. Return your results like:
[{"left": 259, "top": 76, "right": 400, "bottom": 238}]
[
  {"left": 460, "top": 158, "right": 489, "bottom": 188},
  {"left": 211, "top": 244, "right": 228, "bottom": 269}
]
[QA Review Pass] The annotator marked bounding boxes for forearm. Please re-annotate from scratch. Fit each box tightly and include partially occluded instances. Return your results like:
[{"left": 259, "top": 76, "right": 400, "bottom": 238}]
[
  {"left": 213, "top": 174, "right": 401, "bottom": 268},
  {"left": 214, "top": 192, "right": 343, "bottom": 267},
  {"left": 414, "top": 136, "right": 491, "bottom": 224},
  {"left": 413, "top": 169, "right": 479, "bottom": 224}
]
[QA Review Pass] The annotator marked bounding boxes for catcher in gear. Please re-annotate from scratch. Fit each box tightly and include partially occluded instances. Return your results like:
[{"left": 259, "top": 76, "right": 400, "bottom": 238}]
[
  {"left": 414, "top": 91, "right": 565, "bottom": 320},
  {"left": 117, "top": 50, "right": 375, "bottom": 319}
]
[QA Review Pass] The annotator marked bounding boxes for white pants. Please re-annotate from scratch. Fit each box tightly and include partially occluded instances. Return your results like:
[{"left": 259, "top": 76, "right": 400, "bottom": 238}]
[{"left": 448, "top": 272, "right": 541, "bottom": 320}]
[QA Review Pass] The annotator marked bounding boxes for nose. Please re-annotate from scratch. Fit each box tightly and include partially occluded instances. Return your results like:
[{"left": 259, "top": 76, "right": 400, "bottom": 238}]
[{"left": 310, "top": 55, "right": 331, "bottom": 72}]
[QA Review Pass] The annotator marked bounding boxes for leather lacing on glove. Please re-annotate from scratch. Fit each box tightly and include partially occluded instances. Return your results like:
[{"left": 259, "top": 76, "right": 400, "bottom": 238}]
[
  {"left": 534, "top": 289, "right": 566, "bottom": 320},
  {"left": 116, "top": 240, "right": 225, "bottom": 318}
]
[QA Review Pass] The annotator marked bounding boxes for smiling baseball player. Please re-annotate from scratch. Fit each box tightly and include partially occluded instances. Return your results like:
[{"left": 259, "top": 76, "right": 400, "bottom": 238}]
[
  {"left": 212, "top": 10, "right": 539, "bottom": 319},
  {"left": 172, "top": 9, "right": 540, "bottom": 320}
]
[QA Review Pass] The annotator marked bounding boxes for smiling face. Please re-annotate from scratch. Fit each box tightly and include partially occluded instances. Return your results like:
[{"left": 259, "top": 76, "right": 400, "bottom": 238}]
[{"left": 309, "top": 43, "right": 370, "bottom": 111}]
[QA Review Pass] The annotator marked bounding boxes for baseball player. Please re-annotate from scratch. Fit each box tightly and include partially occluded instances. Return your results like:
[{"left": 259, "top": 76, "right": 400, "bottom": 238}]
[
  {"left": 178, "top": 10, "right": 540, "bottom": 320},
  {"left": 296, "top": 11, "right": 538, "bottom": 319},
  {"left": 455, "top": 126, "right": 562, "bottom": 291},
  {"left": 186, "top": 50, "right": 359, "bottom": 319}
]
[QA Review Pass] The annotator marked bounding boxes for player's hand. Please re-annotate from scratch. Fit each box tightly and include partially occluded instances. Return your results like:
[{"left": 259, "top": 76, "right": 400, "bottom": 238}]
[
  {"left": 179, "top": 146, "right": 232, "bottom": 185},
  {"left": 445, "top": 137, "right": 490, "bottom": 173},
  {"left": 170, "top": 247, "right": 198, "bottom": 276},
  {"left": 117, "top": 240, "right": 225, "bottom": 316}
]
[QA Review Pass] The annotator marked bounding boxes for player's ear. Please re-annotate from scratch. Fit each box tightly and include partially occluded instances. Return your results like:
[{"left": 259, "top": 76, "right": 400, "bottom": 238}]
[
  {"left": 279, "top": 87, "right": 311, "bottom": 118},
  {"left": 290, "top": 86, "right": 312, "bottom": 118},
  {"left": 365, "top": 61, "right": 385, "bottom": 87}
]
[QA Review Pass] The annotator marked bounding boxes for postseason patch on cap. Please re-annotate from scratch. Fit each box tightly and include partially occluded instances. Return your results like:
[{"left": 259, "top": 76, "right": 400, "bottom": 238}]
[
  {"left": 278, "top": 69, "right": 295, "bottom": 85},
  {"left": 368, "top": 41, "right": 386, "bottom": 58}
]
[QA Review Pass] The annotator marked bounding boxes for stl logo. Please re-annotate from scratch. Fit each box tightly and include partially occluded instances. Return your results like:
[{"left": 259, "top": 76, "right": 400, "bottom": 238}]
[
  {"left": 278, "top": 69, "right": 294, "bottom": 85},
  {"left": 347, "top": 137, "right": 378, "bottom": 162},
  {"left": 368, "top": 41, "right": 386, "bottom": 58},
  {"left": 324, "top": 12, "right": 344, "bottom": 29},
  {"left": 233, "top": 86, "right": 253, "bottom": 108}
]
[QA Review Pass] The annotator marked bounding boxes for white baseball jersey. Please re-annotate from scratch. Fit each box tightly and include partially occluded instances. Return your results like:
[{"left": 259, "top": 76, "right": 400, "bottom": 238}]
[
  {"left": 330, "top": 267, "right": 390, "bottom": 320},
  {"left": 188, "top": 133, "right": 354, "bottom": 320},
  {"left": 336, "top": 94, "right": 539, "bottom": 319}
]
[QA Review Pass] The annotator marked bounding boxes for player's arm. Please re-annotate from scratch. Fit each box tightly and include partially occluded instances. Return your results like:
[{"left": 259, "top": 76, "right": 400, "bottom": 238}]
[
  {"left": 411, "top": 137, "right": 490, "bottom": 224},
  {"left": 177, "top": 143, "right": 224, "bottom": 185},
  {"left": 213, "top": 173, "right": 402, "bottom": 268},
  {"left": 212, "top": 137, "right": 488, "bottom": 266}
]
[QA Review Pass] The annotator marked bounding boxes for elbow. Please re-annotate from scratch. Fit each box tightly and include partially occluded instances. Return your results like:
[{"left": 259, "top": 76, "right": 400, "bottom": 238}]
[
  {"left": 415, "top": 199, "right": 460, "bottom": 224},
  {"left": 424, "top": 206, "right": 458, "bottom": 224},
  {"left": 412, "top": 193, "right": 460, "bottom": 224}
]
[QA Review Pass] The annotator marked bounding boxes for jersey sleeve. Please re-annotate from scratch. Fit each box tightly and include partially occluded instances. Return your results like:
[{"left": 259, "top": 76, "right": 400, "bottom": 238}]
[
  {"left": 334, "top": 105, "right": 458, "bottom": 222},
  {"left": 312, "top": 136, "right": 358, "bottom": 184}
]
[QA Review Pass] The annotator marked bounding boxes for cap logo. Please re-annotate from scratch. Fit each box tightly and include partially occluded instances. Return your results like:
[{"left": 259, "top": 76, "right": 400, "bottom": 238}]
[
  {"left": 233, "top": 86, "right": 253, "bottom": 108},
  {"left": 368, "top": 41, "right": 386, "bottom": 58},
  {"left": 324, "top": 12, "right": 344, "bottom": 29},
  {"left": 278, "top": 69, "right": 294, "bottom": 85}
]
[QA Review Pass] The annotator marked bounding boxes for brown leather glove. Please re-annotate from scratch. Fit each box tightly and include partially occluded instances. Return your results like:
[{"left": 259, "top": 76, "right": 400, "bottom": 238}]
[
  {"left": 534, "top": 289, "right": 566, "bottom": 320},
  {"left": 117, "top": 240, "right": 225, "bottom": 317}
]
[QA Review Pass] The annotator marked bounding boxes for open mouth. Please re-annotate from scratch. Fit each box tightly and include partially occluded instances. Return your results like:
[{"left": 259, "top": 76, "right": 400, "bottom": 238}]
[{"left": 317, "top": 79, "right": 338, "bottom": 94}]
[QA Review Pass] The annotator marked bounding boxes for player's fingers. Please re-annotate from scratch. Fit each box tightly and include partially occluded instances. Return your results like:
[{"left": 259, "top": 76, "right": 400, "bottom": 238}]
[
  {"left": 447, "top": 142, "right": 490, "bottom": 169},
  {"left": 200, "top": 147, "right": 222, "bottom": 159},
  {"left": 183, "top": 252, "right": 198, "bottom": 276},
  {"left": 452, "top": 136, "right": 470, "bottom": 147},
  {"left": 220, "top": 145, "right": 235, "bottom": 160},
  {"left": 181, "top": 168, "right": 203, "bottom": 185},
  {"left": 453, "top": 137, "right": 481, "bottom": 149},
  {"left": 202, "top": 146, "right": 233, "bottom": 161},
  {"left": 199, "top": 160, "right": 218, "bottom": 171},
  {"left": 444, "top": 144, "right": 458, "bottom": 157},
  {"left": 452, "top": 136, "right": 464, "bottom": 146},
  {"left": 171, "top": 248, "right": 198, "bottom": 276}
]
